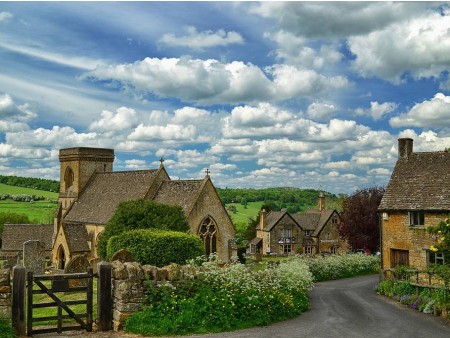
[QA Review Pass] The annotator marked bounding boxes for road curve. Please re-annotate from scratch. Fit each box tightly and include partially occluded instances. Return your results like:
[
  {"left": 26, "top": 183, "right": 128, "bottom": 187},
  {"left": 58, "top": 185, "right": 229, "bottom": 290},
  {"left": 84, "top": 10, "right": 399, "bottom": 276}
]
[{"left": 197, "top": 274, "right": 450, "bottom": 338}]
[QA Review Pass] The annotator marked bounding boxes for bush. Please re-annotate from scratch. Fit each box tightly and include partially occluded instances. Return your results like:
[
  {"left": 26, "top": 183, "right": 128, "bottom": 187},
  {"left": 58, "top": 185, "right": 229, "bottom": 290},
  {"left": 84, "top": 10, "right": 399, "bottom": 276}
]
[
  {"left": 0, "top": 318, "right": 16, "bottom": 338},
  {"left": 299, "top": 253, "right": 380, "bottom": 282},
  {"left": 98, "top": 200, "right": 189, "bottom": 258},
  {"left": 107, "top": 229, "right": 205, "bottom": 267},
  {"left": 124, "top": 258, "right": 313, "bottom": 336}
]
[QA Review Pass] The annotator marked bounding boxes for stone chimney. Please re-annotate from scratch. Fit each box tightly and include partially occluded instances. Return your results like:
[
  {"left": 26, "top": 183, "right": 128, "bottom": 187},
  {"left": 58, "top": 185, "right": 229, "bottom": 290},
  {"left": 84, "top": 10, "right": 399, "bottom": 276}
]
[
  {"left": 260, "top": 209, "right": 266, "bottom": 231},
  {"left": 398, "top": 138, "right": 413, "bottom": 159},
  {"left": 318, "top": 192, "right": 325, "bottom": 211}
]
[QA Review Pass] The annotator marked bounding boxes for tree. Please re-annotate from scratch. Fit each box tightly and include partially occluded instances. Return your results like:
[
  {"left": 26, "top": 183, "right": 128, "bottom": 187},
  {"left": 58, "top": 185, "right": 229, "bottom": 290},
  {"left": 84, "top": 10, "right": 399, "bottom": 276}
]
[
  {"left": 338, "top": 186, "right": 385, "bottom": 252},
  {"left": 97, "top": 200, "right": 189, "bottom": 258}
]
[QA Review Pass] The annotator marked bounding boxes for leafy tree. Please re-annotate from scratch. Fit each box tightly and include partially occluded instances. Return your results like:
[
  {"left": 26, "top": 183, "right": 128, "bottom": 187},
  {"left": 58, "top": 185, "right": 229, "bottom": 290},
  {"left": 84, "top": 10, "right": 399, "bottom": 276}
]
[
  {"left": 97, "top": 200, "right": 189, "bottom": 258},
  {"left": 338, "top": 186, "right": 385, "bottom": 252},
  {"left": 0, "top": 212, "right": 32, "bottom": 247}
]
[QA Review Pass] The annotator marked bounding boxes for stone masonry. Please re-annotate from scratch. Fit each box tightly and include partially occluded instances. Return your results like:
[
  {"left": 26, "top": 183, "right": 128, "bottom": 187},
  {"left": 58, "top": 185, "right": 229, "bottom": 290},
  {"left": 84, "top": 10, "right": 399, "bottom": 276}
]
[{"left": 0, "top": 268, "right": 11, "bottom": 321}]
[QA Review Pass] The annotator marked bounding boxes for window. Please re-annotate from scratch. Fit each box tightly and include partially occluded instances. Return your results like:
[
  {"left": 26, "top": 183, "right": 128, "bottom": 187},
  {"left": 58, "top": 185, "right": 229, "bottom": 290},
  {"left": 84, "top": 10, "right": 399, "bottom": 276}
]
[
  {"left": 332, "top": 218, "right": 338, "bottom": 224},
  {"left": 331, "top": 246, "right": 338, "bottom": 254},
  {"left": 64, "top": 166, "right": 74, "bottom": 191},
  {"left": 283, "top": 229, "right": 292, "bottom": 238},
  {"left": 305, "top": 246, "right": 314, "bottom": 255},
  {"left": 409, "top": 211, "right": 424, "bottom": 226},
  {"left": 325, "top": 232, "right": 331, "bottom": 240},
  {"left": 280, "top": 244, "right": 293, "bottom": 254},
  {"left": 199, "top": 217, "right": 217, "bottom": 256},
  {"left": 305, "top": 230, "right": 311, "bottom": 237},
  {"left": 427, "top": 250, "right": 449, "bottom": 266}
]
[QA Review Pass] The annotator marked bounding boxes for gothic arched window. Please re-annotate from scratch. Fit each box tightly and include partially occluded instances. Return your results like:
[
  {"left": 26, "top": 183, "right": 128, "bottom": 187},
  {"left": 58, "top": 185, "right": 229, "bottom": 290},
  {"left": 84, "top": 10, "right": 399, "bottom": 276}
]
[
  {"left": 199, "top": 217, "right": 217, "bottom": 256},
  {"left": 64, "top": 166, "right": 74, "bottom": 191}
]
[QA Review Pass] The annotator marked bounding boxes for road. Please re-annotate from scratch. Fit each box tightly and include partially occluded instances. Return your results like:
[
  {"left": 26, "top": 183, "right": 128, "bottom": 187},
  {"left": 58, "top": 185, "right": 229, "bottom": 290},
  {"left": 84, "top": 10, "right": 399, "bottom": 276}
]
[
  {"left": 197, "top": 274, "right": 450, "bottom": 338},
  {"left": 33, "top": 275, "right": 450, "bottom": 338}
]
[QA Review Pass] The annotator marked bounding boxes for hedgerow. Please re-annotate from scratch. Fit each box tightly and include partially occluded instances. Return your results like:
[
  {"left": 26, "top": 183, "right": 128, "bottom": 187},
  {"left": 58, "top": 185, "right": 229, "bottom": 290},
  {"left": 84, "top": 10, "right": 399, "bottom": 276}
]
[
  {"left": 124, "top": 257, "right": 313, "bottom": 336},
  {"left": 106, "top": 229, "right": 204, "bottom": 267}
]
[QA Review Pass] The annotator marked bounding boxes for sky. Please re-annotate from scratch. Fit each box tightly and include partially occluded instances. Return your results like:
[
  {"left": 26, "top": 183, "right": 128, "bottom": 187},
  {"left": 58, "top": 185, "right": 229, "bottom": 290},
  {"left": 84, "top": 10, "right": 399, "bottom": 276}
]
[{"left": 1, "top": 1, "right": 450, "bottom": 194}]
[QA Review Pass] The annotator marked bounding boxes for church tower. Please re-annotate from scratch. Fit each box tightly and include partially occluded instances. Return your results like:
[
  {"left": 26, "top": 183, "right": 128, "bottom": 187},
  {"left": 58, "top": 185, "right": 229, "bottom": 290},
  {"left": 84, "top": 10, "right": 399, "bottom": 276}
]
[{"left": 58, "top": 147, "right": 115, "bottom": 217}]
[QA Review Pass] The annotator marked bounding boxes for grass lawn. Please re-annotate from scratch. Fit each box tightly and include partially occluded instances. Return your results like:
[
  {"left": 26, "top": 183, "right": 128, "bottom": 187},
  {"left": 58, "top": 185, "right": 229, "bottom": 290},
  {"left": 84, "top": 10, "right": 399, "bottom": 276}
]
[
  {"left": 225, "top": 201, "right": 264, "bottom": 226},
  {"left": 0, "top": 183, "right": 58, "bottom": 223}
]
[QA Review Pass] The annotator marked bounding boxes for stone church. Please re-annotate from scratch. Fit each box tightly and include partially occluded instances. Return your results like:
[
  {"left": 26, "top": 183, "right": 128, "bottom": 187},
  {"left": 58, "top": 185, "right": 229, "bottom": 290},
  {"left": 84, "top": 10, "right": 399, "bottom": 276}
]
[{"left": 51, "top": 147, "right": 236, "bottom": 269}]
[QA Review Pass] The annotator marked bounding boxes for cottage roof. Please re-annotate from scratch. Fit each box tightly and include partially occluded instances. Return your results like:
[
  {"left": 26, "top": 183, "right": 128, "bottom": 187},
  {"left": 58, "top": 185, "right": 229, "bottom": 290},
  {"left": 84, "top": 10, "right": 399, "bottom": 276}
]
[
  {"left": 379, "top": 151, "right": 450, "bottom": 211},
  {"left": 263, "top": 211, "right": 287, "bottom": 231},
  {"left": 64, "top": 223, "right": 90, "bottom": 253},
  {"left": 1, "top": 223, "right": 53, "bottom": 251},
  {"left": 64, "top": 170, "right": 158, "bottom": 224},
  {"left": 152, "top": 179, "right": 204, "bottom": 214},
  {"left": 291, "top": 213, "right": 321, "bottom": 231}
]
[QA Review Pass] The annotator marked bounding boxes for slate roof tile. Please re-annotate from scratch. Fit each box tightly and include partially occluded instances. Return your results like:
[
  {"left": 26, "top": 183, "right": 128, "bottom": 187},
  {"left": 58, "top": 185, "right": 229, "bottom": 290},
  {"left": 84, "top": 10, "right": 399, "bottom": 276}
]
[
  {"left": 1, "top": 223, "right": 53, "bottom": 251},
  {"left": 152, "top": 180, "right": 204, "bottom": 214}
]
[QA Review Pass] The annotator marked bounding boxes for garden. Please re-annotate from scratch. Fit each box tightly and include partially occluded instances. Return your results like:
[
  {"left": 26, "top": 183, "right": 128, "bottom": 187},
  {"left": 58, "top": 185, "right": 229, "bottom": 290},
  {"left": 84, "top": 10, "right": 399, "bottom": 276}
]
[{"left": 123, "top": 253, "right": 379, "bottom": 336}]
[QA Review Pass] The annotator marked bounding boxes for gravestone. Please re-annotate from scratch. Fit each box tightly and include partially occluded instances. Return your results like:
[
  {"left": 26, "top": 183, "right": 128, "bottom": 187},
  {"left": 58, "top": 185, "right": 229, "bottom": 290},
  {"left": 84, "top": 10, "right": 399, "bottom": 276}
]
[
  {"left": 89, "top": 257, "right": 101, "bottom": 274},
  {"left": 110, "top": 249, "right": 134, "bottom": 263},
  {"left": 64, "top": 254, "right": 90, "bottom": 287},
  {"left": 23, "top": 240, "right": 46, "bottom": 275}
]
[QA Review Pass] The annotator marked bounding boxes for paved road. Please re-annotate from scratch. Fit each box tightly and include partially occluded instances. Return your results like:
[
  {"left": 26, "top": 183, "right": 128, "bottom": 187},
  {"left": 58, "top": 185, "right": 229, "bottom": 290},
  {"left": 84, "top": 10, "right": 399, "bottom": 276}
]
[{"left": 33, "top": 275, "right": 450, "bottom": 338}]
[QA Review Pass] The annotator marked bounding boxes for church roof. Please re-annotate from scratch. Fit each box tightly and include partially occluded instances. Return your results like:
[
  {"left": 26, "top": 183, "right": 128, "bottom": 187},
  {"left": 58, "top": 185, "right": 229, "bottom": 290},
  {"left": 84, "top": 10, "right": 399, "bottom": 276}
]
[
  {"left": 1, "top": 223, "right": 53, "bottom": 252},
  {"left": 379, "top": 151, "right": 450, "bottom": 211},
  {"left": 65, "top": 170, "right": 158, "bottom": 224},
  {"left": 152, "top": 180, "right": 204, "bottom": 214},
  {"left": 64, "top": 224, "right": 90, "bottom": 253}
]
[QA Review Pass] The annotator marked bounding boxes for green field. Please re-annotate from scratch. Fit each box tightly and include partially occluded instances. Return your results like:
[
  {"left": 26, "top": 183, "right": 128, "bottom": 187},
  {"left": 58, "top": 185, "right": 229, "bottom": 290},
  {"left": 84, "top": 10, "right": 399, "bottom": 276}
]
[
  {"left": 0, "top": 183, "right": 58, "bottom": 223},
  {"left": 226, "top": 201, "right": 264, "bottom": 230}
]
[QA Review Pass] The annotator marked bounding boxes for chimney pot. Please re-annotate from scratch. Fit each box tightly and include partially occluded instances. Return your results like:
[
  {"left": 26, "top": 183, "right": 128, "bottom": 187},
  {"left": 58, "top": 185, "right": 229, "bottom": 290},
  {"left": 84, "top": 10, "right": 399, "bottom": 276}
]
[{"left": 398, "top": 138, "right": 413, "bottom": 159}]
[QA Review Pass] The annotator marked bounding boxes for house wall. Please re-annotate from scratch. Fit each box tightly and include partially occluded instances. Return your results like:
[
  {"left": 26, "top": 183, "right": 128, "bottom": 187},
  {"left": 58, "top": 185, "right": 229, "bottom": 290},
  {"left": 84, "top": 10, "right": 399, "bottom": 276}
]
[
  {"left": 268, "top": 214, "right": 303, "bottom": 254},
  {"left": 317, "top": 214, "right": 348, "bottom": 254},
  {"left": 187, "top": 180, "right": 236, "bottom": 262},
  {"left": 381, "top": 212, "right": 445, "bottom": 270}
]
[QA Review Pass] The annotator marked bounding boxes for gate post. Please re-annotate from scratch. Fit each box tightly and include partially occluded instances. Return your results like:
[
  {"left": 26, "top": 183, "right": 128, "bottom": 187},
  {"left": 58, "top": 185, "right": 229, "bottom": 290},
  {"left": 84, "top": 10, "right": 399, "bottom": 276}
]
[
  {"left": 12, "top": 264, "right": 25, "bottom": 336},
  {"left": 97, "top": 261, "right": 112, "bottom": 331}
]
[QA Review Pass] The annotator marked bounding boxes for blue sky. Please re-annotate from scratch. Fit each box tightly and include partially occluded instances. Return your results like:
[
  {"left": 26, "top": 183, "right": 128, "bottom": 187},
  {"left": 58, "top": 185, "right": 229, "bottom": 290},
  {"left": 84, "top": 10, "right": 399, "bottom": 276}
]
[{"left": 1, "top": 2, "right": 450, "bottom": 194}]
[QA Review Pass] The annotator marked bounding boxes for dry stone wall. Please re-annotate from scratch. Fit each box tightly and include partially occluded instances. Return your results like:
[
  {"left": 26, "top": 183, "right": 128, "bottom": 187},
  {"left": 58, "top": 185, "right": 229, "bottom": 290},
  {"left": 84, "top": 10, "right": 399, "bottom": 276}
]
[{"left": 0, "top": 268, "right": 11, "bottom": 321}]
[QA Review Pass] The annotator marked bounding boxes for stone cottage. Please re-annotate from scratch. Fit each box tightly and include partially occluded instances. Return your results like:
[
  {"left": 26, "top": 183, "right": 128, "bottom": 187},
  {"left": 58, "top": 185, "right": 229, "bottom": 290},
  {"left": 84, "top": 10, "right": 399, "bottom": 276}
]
[
  {"left": 379, "top": 138, "right": 450, "bottom": 270},
  {"left": 250, "top": 193, "right": 347, "bottom": 255},
  {"left": 52, "top": 147, "right": 236, "bottom": 268}
]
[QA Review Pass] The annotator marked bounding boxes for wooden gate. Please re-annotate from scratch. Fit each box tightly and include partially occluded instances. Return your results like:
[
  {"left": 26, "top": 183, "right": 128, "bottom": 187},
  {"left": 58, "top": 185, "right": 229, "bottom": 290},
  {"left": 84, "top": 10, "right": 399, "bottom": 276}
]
[{"left": 26, "top": 268, "right": 93, "bottom": 336}]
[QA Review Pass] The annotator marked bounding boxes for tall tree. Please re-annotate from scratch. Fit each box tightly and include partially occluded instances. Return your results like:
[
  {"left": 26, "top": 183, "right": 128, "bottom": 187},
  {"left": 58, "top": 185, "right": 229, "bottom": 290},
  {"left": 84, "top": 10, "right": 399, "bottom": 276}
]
[{"left": 338, "top": 186, "right": 385, "bottom": 252}]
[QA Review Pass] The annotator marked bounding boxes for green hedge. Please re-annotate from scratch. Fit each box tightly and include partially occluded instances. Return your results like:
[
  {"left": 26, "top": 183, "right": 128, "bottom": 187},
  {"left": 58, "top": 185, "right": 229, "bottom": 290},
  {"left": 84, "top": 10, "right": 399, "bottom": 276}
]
[
  {"left": 98, "top": 200, "right": 189, "bottom": 258},
  {"left": 107, "top": 229, "right": 205, "bottom": 267}
]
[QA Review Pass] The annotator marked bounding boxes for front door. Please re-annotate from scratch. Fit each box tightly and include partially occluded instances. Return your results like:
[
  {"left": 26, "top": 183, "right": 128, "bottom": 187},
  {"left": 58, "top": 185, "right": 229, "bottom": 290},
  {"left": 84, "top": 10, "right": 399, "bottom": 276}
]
[{"left": 390, "top": 249, "right": 409, "bottom": 268}]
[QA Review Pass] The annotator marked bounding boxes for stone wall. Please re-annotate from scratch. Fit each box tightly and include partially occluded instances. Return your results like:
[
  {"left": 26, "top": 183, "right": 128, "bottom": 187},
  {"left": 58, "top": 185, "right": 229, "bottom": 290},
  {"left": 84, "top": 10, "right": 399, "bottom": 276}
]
[
  {"left": 110, "top": 260, "right": 195, "bottom": 331},
  {"left": 0, "top": 268, "right": 11, "bottom": 321}
]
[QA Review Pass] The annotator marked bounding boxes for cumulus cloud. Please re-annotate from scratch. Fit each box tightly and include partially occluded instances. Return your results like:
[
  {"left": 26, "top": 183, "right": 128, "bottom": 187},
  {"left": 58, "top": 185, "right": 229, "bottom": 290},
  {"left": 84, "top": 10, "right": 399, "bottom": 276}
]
[
  {"left": 355, "top": 101, "right": 397, "bottom": 121},
  {"left": 83, "top": 57, "right": 349, "bottom": 104},
  {"left": 249, "top": 2, "right": 423, "bottom": 38},
  {"left": 390, "top": 93, "right": 450, "bottom": 128},
  {"left": 125, "top": 159, "right": 148, "bottom": 169},
  {"left": 159, "top": 26, "right": 244, "bottom": 49},
  {"left": 349, "top": 9, "right": 450, "bottom": 82},
  {"left": 89, "top": 107, "right": 139, "bottom": 132},
  {"left": 307, "top": 102, "right": 337, "bottom": 120},
  {"left": 0, "top": 94, "right": 36, "bottom": 132},
  {"left": 265, "top": 30, "right": 343, "bottom": 68}
]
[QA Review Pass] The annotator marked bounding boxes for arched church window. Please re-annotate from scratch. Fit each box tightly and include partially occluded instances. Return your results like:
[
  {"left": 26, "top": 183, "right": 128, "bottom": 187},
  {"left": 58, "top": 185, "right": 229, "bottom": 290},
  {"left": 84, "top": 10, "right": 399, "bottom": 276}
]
[
  {"left": 199, "top": 217, "right": 217, "bottom": 256},
  {"left": 57, "top": 245, "right": 66, "bottom": 270},
  {"left": 64, "top": 166, "right": 74, "bottom": 191}
]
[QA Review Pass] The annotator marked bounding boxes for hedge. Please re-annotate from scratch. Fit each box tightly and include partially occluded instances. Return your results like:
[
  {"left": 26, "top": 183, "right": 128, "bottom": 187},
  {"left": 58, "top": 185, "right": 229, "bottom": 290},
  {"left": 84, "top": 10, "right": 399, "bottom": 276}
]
[{"left": 107, "top": 229, "right": 205, "bottom": 267}]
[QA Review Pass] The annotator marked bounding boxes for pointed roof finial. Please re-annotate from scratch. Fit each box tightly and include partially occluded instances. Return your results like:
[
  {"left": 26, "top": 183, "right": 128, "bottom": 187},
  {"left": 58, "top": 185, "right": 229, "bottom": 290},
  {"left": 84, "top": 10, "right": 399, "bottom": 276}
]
[
  {"left": 159, "top": 157, "right": 164, "bottom": 167},
  {"left": 205, "top": 168, "right": 210, "bottom": 177}
]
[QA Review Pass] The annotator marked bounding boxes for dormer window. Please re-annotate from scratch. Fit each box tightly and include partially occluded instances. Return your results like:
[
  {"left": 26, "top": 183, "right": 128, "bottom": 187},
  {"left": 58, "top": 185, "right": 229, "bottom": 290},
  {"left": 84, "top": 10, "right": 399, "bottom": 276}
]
[{"left": 409, "top": 211, "right": 424, "bottom": 227}]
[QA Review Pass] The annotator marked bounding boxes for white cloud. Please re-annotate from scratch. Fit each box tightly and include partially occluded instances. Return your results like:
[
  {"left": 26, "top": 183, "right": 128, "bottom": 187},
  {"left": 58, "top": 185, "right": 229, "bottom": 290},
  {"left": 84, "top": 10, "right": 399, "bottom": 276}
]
[
  {"left": 159, "top": 26, "right": 244, "bottom": 49},
  {"left": 367, "top": 168, "right": 391, "bottom": 175},
  {"left": 89, "top": 107, "right": 139, "bottom": 132},
  {"left": 249, "top": 2, "right": 423, "bottom": 38},
  {"left": 349, "top": 9, "right": 450, "bottom": 82},
  {"left": 307, "top": 102, "right": 337, "bottom": 120},
  {"left": 390, "top": 93, "right": 450, "bottom": 128},
  {"left": 0, "top": 94, "right": 36, "bottom": 132},
  {"left": 0, "top": 12, "right": 13, "bottom": 23},
  {"left": 355, "top": 101, "right": 397, "bottom": 121},
  {"left": 125, "top": 159, "right": 148, "bottom": 169},
  {"left": 83, "top": 57, "right": 349, "bottom": 105},
  {"left": 128, "top": 124, "right": 197, "bottom": 142},
  {"left": 228, "top": 102, "right": 293, "bottom": 128}
]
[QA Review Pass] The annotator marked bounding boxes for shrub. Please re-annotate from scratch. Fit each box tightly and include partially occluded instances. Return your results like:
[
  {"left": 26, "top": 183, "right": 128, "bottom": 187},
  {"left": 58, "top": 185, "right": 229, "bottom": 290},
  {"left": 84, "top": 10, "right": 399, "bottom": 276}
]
[
  {"left": 106, "top": 229, "right": 204, "bottom": 267},
  {"left": 0, "top": 318, "right": 16, "bottom": 338},
  {"left": 124, "top": 258, "right": 313, "bottom": 336},
  {"left": 298, "top": 253, "right": 380, "bottom": 282},
  {"left": 98, "top": 200, "right": 189, "bottom": 258}
]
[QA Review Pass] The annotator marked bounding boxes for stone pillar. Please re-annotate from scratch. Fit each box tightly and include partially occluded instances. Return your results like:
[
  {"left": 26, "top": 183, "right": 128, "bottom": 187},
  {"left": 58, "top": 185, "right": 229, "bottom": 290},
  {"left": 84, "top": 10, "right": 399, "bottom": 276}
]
[{"left": 111, "top": 261, "right": 145, "bottom": 331}]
